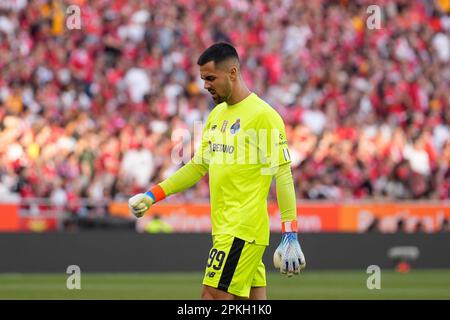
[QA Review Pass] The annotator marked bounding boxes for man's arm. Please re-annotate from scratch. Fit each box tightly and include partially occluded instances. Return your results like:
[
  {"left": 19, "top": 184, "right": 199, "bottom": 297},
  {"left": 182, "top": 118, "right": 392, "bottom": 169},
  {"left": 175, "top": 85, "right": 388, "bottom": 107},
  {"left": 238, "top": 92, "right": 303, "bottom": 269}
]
[
  {"left": 255, "top": 107, "right": 306, "bottom": 275},
  {"left": 275, "top": 163, "right": 297, "bottom": 223},
  {"left": 159, "top": 159, "right": 208, "bottom": 196},
  {"left": 129, "top": 119, "right": 212, "bottom": 218},
  {"left": 273, "top": 163, "right": 306, "bottom": 276},
  {"left": 128, "top": 158, "right": 209, "bottom": 217}
]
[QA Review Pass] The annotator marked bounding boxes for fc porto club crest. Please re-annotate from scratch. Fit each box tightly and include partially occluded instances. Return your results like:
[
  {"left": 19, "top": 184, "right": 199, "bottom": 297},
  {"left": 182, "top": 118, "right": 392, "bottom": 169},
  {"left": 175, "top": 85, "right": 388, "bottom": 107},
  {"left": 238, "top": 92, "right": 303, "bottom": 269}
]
[{"left": 230, "top": 118, "right": 241, "bottom": 135}]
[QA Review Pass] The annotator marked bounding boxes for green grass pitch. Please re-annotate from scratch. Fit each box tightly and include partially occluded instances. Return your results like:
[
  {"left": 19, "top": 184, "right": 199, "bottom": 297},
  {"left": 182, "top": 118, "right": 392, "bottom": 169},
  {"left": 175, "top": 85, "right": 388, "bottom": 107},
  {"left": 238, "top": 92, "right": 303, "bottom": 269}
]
[{"left": 1, "top": 270, "right": 450, "bottom": 299}]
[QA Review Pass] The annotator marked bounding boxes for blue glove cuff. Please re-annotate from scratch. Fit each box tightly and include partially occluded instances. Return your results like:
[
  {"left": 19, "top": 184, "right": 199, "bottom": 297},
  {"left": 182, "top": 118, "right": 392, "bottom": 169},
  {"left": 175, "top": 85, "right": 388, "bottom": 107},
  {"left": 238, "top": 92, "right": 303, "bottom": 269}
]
[
  {"left": 145, "top": 191, "right": 156, "bottom": 202},
  {"left": 282, "top": 232, "right": 297, "bottom": 239},
  {"left": 281, "top": 232, "right": 298, "bottom": 244}
]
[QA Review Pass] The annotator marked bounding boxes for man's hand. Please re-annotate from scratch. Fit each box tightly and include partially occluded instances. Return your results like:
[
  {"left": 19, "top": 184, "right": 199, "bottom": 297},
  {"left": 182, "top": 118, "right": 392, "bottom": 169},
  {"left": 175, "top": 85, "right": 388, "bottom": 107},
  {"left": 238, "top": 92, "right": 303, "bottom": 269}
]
[
  {"left": 273, "top": 232, "right": 306, "bottom": 277},
  {"left": 128, "top": 193, "right": 155, "bottom": 218}
]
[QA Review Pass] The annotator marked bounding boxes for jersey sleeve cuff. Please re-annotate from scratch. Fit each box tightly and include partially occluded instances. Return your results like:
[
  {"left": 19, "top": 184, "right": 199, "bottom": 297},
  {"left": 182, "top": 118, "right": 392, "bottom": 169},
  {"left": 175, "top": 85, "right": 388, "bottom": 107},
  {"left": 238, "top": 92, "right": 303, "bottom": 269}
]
[
  {"left": 281, "top": 220, "right": 298, "bottom": 233},
  {"left": 147, "top": 185, "right": 166, "bottom": 203}
]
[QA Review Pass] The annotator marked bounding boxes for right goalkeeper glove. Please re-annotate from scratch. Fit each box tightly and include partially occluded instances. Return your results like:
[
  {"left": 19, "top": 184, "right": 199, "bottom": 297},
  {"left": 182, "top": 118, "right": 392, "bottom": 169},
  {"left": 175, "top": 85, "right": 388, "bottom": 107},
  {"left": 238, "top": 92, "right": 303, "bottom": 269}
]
[
  {"left": 128, "top": 193, "right": 154, "bottom": 218},
  {"left": 128, "top": 185, "right": 166, "bottom": 218}
]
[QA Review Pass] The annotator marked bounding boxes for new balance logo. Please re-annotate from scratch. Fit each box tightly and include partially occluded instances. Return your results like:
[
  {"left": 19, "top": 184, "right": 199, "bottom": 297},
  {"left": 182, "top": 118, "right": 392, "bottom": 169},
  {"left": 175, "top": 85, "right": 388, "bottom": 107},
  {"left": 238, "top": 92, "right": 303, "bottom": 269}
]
[{"left": 207, "top": 271, "right": 216, "bottom": 278}]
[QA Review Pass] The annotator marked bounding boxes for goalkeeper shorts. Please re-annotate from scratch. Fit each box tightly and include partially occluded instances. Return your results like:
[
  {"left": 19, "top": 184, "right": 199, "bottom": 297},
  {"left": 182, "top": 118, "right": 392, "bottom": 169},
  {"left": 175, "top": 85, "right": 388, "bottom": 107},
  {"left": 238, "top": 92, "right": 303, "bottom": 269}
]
[{"left": 202, "top": 234, "right": 266, "bottom": 298}]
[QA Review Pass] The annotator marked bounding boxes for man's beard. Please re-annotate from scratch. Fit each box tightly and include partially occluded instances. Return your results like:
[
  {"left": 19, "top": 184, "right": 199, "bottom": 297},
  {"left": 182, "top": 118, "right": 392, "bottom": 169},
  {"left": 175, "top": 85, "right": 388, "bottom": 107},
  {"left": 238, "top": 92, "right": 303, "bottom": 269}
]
[{"left": 213, "top": 95, "right": 224, "bottom": 104}]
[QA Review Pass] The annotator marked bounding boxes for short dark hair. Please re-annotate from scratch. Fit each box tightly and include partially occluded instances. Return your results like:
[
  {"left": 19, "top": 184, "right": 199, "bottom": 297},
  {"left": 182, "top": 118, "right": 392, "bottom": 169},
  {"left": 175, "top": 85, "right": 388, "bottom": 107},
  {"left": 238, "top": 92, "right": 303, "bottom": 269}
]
[{"left": 197, "top": 42, "right": 239, "bottom": 66}]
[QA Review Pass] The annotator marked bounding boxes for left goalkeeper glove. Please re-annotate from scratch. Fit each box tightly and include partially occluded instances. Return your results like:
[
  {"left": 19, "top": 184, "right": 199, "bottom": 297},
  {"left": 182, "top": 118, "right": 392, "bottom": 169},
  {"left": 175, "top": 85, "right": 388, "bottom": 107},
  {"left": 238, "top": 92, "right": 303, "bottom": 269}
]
[{"left": 273, "top": 221, "right": 306, "bottom": 276}]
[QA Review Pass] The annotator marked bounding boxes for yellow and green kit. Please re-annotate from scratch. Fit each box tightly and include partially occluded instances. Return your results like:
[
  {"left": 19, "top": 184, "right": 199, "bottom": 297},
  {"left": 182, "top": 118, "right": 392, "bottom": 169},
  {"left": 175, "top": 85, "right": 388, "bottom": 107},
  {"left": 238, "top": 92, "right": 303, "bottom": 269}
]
[{"left": 158, "top": 92, "right": 297, "bottom": 297}]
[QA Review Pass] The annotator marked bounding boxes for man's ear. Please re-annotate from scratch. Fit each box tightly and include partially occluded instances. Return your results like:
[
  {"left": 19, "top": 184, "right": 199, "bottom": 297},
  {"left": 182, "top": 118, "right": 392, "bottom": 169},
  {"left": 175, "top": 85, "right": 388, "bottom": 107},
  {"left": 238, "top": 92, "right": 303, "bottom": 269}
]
[{"left": 229, "top": 66, "right": 238, "bottom": 81}]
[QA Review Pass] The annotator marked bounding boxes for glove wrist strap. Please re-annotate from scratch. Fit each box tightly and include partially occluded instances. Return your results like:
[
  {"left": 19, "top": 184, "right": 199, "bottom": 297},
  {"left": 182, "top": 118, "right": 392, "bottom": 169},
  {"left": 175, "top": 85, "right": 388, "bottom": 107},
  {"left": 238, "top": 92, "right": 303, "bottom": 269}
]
[
  {"left": 281, "top": 220, "right": 298, "bottom": 233},
  {"left": 146, "top": 185, "right": 166, "bottom": 203}
]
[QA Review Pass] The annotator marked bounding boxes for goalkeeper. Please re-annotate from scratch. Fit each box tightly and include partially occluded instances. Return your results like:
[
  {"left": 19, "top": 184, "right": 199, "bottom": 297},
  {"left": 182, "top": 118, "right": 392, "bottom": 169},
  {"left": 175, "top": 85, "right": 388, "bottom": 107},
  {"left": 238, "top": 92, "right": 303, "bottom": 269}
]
[{"left": 129, "top": 43, "right": 306, "bottom": 300}]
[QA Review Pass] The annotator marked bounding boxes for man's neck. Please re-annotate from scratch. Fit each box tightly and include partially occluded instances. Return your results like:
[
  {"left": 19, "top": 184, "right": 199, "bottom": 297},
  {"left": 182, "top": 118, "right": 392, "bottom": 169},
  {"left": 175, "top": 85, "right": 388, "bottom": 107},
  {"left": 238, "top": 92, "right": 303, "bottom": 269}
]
[{"left": 226, "top": 85, "right": 252, "bottom": 105}]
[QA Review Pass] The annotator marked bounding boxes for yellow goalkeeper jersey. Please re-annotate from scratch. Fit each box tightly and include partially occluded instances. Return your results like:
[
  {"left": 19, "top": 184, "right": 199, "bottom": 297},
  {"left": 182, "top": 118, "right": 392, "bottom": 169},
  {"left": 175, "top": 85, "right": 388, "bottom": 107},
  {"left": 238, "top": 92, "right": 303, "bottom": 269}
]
[{"left": 193, "top": 92, "right": 291, "bottom": 245}]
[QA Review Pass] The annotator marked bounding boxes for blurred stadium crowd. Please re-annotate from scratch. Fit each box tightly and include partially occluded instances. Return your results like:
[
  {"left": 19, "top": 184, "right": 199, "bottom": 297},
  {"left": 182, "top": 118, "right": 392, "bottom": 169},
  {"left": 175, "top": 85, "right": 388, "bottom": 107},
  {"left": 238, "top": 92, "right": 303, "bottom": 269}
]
[{"left": 0, "top": 0, "right": 449, "bottom": 213}]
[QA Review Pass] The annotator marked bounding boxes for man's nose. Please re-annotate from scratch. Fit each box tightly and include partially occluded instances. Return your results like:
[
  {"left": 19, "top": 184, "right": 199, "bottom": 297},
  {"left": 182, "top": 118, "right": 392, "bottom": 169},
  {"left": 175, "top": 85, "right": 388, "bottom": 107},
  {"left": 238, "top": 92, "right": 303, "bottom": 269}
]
[{"left": 204, "top": 82, "right": 211, "bottom": 90}]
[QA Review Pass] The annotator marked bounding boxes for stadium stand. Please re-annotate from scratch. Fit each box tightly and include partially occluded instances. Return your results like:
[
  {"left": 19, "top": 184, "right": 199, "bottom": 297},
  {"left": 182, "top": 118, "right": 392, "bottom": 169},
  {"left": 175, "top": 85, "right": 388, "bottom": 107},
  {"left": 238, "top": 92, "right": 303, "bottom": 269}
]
[{"left": 0, "top": 0, "right": 448, "bottom": 223}]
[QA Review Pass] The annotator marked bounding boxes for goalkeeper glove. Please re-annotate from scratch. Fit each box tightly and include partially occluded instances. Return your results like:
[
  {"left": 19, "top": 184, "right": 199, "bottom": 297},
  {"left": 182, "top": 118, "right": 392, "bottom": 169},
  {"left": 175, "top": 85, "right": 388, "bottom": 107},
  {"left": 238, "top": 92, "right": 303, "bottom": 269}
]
[
  {"left": 273, "top": 221, "right": 306, "bottom": 277},
  {"left": 128, "top": 185, "right": 166, "bottom": 218}
]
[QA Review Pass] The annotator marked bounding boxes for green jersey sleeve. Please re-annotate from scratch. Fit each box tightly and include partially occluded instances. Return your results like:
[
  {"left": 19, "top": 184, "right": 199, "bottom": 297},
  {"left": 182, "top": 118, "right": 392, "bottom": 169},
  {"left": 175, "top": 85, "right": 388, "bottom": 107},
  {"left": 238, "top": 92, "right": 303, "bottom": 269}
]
[
  {"left": 159, "top": 116, "right": 211, "bottom": 196},
  {"left": 275, "top": 163, "right": 297, "bottom": 222}
]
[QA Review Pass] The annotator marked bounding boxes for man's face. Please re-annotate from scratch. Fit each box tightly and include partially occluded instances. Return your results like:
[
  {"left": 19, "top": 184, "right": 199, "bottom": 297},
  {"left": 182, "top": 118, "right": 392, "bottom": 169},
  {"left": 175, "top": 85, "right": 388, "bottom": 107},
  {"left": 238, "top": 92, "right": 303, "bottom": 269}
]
[{"left": 199, "top": 61, "right": 233, "bottom": 104}]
